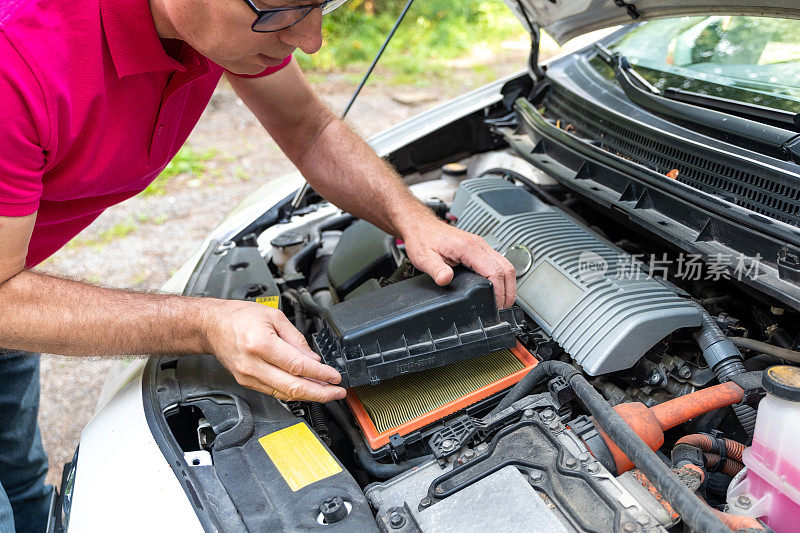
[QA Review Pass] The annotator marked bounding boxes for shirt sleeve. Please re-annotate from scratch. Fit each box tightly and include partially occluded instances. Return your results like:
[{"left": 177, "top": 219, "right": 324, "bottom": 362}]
[
  {"left": 228, "top": 55, "right": 293, "bottom": 79},
  {"left": 0, "top": 32, "right": 48, "bottom": 217}
]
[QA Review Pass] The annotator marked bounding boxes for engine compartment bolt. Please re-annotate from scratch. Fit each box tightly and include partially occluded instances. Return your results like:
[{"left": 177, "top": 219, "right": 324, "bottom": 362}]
[
  {"left": 578, "top": 452, "right": 591, "bottom": 463},
  {"left": 587, "top": 463, "right": 601, "bottom": 474},
  {"left": 636, "top": 514, "right": 651, "bottom": 526},
  {"left": 541, "top": 409, "right": 556, "bottom": 421},
  {"left": 622, "top": 521, "right": 637, "bottom": 532},
  {"left": 679, "top": 366, "right": 692, "bottom": 379},
  {"left": 419, "top": 497, "right": 432, "bottom": 510},
  {"left": 523, "top": 408, "right": 535, "bottom": 418},
  {"left": 440, "top": 439, "right": 455, "bottom": 452},
  {"left": 548, "top": 420, "right": 561, "bottom": 432},
  {"left": 389, "top": 511, "right": 406, "bottom": 529},
  {"left": 529, "top": 470, "right": 544, "bottom": 484},
  {"left": 646, "top": 372, "right": 662, "bottom": 386},
  {"left": 565, "top": 456, "right": 578, "bottom": 468},
  {"left": 736, "top": 495, "right": 752, "bottom": 509},
  {"left": 214, "top": 240, "right": 235, "bottom": 255},
  {"left": 319, "top": 496, "right": 348, "bottom": 524},
  {"left": 464, "top": 449, "right": 476, "bottom": 460}
]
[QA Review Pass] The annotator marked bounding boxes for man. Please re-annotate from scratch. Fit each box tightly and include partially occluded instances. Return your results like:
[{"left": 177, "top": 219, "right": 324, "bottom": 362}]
[{"left": 0, "top": 0, "right": 517, "bottom": 529}]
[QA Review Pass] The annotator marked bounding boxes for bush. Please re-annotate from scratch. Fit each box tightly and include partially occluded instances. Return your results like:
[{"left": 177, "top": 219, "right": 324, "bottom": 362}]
[{"left": 296, "top": 1, "right": 526, "bottom": 75}]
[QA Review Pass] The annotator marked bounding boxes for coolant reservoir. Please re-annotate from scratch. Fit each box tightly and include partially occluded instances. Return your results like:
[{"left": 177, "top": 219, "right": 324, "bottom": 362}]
[{"left": 727, "top": 366, "right": 800, "bottom": 531}]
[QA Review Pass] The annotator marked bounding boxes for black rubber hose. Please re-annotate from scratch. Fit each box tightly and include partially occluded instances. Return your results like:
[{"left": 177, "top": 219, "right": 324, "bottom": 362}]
[
  {"left": 283, "top": 214, "right": 355, "bottom": 279},
  {"left": 284, "top": 238, "right": 320, "bottom": 280},
  {"left": 744, "top": 353, "right": 785, "bottom": 371},
  {"left": 308, "top": 254, "right": 332, "bottom": 294},
  {"left": 325, "top": 402, "right": 430, "bottom": 479},
  {"left": 280, "top": 289, "right": 307, "bottom": 334},
  {"left": 298, "top": 289, "right": 326, "bottom": 318},
  {"left": 706, "top": 472, "right": 733, "bottom": 500},
  {"left": 694, "top": 310, "right": 757, "bottom": 437},
  {"left": 728, "top": 336, "right": 800, "bottom": 364},
  {"left": 488, "top": 360, "right": 578, "bottom": 416},
  {"left": 308, "top": 402, "right": 331, "bottom": 446},
  {"left": 492, "top": 361, "right": 729, "bottom": 533}
]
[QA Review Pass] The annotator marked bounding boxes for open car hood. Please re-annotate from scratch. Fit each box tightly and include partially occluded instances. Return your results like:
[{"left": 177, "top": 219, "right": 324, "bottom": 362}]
[{"left": 505, "top": 0, "right": 800, "bottom": 44}]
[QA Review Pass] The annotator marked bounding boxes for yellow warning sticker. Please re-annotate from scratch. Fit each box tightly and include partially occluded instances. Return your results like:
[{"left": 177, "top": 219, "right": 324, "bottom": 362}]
[
  {"left": 258, "top": 423, "right": 342, "bottom": 492},
  {"left": 255, "top": 295, "right": 280, "bottom": 308}
]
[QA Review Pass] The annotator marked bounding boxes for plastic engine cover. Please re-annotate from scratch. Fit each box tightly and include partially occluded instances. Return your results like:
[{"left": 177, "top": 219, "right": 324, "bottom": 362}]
[
  {"left": 312, "top": 269, "right": 523, "bottom": 388},
  {"left": 451, "top": 177, "right": 702, "bottom": 375}
]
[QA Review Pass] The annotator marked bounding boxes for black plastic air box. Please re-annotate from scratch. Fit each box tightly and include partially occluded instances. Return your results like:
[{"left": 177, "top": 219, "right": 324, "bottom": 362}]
[
  {"left": 327, "top": 220, "right": 400, "bottom": 300},
  {"left": 312, "top": 269, "right": 523, "bottom": 388}
]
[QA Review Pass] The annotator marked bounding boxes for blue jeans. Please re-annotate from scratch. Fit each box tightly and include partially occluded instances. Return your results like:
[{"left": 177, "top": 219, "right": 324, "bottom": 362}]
[{"left": 0, "top": 351, "right": 52, "bottom": 533}]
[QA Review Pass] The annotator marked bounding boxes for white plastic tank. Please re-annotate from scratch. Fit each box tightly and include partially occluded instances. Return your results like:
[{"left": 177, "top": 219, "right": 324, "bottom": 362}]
[{"left": 727, "top": 365, "right": 800, "bottom": 531}]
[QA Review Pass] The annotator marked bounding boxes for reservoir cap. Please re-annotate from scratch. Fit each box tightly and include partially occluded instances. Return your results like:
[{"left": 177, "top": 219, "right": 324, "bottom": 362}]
[
  {"left": 764, "top": 365, "right": 800, "bottom": 402},
  {"left": 270, "top": 232, "right": 304, "bottom": 248}
]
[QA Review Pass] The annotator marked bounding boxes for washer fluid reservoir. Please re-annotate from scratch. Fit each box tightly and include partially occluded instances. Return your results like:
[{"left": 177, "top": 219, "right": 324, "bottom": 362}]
[{"left": 728, "top": 365, "right": 800, "bottom": 531}]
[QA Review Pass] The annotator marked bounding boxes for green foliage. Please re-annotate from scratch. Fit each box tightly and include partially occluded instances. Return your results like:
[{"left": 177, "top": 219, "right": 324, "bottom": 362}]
[
  {"left": 296, "top": 1, "right": 526, "bottom": 78},
  {"left": 68, "top": 219, "right": 137, "bottom": 249},
  {"left": 143, "top": 147, "right": 216, "bottom": 197}
]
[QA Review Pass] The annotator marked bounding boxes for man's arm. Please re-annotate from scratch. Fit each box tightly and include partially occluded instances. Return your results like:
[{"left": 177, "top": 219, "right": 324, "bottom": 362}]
[
  {"left": 227, "top": 60, "right": 517, "bottom": 308},
  {"left": 0, "top": 214, "right": 345, "bottom": 402}
]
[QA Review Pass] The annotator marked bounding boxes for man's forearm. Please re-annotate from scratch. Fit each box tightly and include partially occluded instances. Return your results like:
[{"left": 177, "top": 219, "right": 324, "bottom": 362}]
[
  {"left": 0, "top": 271, "right": 211, "bottom": 356},
  {"left": 294, "top": 113, "right": 434, "bottom": 239}
]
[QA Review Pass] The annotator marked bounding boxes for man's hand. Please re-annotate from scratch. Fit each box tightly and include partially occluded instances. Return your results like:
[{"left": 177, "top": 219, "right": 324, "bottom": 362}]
[
  {"left": 206, "top": 300, "right": 346, "bottom": 402},
  {"left": 402, "top": 217, "right": 517, "bottom": 309}
]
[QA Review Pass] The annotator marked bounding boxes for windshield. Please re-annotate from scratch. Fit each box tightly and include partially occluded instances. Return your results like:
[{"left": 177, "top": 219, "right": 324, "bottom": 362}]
[{"left": 602, "top": 16, "right": 800, "bottom": 113}]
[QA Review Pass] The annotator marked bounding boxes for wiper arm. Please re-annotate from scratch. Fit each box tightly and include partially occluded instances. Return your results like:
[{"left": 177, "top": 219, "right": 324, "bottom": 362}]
[
  {"left": 662, "top": 87, "right": 800, "bottom": 131},
  {"left": 593, "top": 44, "right": 800, "bottom": 161},
  {"left": 594, "top": 44, "right": 661, "bottom": 94}
]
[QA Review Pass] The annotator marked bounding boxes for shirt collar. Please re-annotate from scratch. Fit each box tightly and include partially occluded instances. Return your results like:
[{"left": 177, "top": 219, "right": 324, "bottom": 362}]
[{"left": 100, "top": 0, "right": 187, "bottom": 78}]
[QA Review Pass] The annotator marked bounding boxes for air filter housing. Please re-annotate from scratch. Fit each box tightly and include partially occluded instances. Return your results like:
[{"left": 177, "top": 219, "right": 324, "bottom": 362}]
[
  {"left": 313, "top": 269, "right": 523, "bottom": 388},
  {"left": 452, "top": 177, "right": 702, "bottom": 375},
  {"left": 346, "top": 343, "right": 537, "bottom": 449}
]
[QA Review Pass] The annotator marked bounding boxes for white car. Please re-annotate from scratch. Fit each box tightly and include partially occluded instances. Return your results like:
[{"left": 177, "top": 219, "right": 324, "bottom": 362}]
[{"left": 51, "top": 1, "right": 800, "bottom": 531}]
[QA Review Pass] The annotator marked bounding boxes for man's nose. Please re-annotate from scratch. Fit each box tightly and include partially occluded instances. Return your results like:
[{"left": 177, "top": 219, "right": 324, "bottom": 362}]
[{"left": 280, "top": 7, "right": 323, "bottom": 55}]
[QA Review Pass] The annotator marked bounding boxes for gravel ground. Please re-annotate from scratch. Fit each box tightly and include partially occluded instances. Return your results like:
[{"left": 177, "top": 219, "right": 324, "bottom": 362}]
[{"left": 35, "top": 49, "right": 529, "bottom": 488}]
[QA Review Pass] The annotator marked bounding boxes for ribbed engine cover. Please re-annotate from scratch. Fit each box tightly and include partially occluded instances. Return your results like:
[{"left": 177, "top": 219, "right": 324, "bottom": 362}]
[{"left": 452, "top": 177, "right": 702, "bottom": 375}]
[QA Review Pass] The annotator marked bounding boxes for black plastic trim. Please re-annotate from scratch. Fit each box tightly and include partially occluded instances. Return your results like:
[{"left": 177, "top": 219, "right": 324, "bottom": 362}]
[
  {"left": 507, "top": 96, "right": 800, "bottom": 309},
  {"left": 613, "top": 61, "right": 799, "bottom": 153},
  {"left": 141, "top": 358, "right": 222, "bottom": 532}
]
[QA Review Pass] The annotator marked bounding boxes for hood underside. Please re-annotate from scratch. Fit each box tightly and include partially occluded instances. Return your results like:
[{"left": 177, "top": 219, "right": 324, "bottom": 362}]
[{"left": 505, "top": 0, "right": 800, "bottom": 44}]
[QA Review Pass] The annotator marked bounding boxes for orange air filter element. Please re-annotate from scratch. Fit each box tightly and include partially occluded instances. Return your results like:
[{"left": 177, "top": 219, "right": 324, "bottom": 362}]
[{"left": 345, "top": 343, "right": 538, "bottom": 450}]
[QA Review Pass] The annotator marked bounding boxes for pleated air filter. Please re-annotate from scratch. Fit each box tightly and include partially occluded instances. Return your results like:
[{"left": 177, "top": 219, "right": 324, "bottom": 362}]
[{"left": 345, "top": 343, "right": 537, "bottom": 449}]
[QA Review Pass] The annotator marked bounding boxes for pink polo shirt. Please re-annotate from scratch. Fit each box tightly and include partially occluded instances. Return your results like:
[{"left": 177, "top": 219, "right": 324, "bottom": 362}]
[{"left": 0, "top": 0, "right": 291, "bottom": 267}]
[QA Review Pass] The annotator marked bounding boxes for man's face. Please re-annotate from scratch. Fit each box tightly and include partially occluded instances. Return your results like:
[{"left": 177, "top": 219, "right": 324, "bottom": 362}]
[{"left": 163, "top": 0, "right": 324, "bottom": 75}]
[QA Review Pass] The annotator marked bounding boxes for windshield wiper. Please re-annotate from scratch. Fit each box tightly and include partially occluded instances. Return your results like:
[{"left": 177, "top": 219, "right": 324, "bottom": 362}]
[
  {"left": 592, "top": 43, "right": 800, "bottom": 162},
  {"left": 595, "top": 43, "right": 800, "bottom": 129},
  {"left": 662, "top": 87, "right": 800, "bottom": 131}
]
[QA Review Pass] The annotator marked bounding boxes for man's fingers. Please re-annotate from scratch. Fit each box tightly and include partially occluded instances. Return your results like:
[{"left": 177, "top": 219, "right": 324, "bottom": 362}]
[
  {"left": 459, "top": 244, "right": 508, "bottom": 307},
  {"left": 499, "top": 252, "right": 517, "bottom": 308},
  {"left": 411, "top": 248, "right": 454, "bottom": 286},
  {"left": 239, "top": 362, "right": 346, "bottom": 402},
  {"left": 260, "top": 335, "right": 342, "bottom": 384},
  {"left": 269, "top": 309, "right": 321, "bottom": 360}
]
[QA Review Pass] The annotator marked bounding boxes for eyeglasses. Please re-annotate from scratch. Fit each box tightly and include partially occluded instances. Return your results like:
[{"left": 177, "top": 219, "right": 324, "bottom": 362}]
[{"left": 242, "top": 0, "right": 347, "bottom": 33}]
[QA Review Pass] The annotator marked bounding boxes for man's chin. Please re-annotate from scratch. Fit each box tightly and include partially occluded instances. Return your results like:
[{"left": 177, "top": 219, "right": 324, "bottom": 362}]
[{"left": 222, "top": 61, "right": 268, "bottom": 76}]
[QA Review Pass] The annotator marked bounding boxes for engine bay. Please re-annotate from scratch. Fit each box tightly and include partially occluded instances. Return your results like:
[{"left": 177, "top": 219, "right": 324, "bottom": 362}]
[{"left": 147, "top": 146, "right": 799, "bottom": 532}]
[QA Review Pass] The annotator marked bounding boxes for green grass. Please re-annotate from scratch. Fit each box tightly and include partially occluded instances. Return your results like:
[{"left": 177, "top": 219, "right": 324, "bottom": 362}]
[
  {"left": 142, "top": 147, "right": 217, "bottom": 197},
  {"left": 68, "top": 220, "right": 137, "bottom": 249},
  {"left": 296, "top": 1, "right": 527, "bottom": 82}
]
